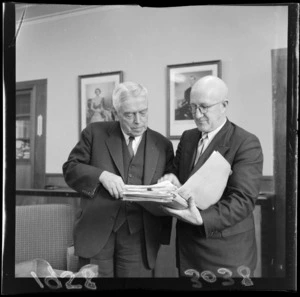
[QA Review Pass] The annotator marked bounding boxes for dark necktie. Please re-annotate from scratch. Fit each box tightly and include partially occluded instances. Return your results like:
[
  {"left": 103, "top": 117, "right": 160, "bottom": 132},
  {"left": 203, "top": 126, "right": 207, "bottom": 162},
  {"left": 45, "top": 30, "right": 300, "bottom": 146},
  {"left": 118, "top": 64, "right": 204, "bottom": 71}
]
[{"left": 128, "top": 136, "right": 135, "bottom": 160}]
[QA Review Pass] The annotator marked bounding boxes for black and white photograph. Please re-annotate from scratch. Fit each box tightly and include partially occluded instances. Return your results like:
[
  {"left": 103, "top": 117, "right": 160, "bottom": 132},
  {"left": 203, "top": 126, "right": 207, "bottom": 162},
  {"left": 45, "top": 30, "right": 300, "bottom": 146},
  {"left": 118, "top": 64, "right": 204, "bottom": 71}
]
[
  {"left": 2, "top": 3, "right": 298, "bottom": 294},
  {"left": 167, "top": 61, "right": 221, "bottom": 138},
  {"left": 79, "top": 71, "right": 123, "bottom": 131}
]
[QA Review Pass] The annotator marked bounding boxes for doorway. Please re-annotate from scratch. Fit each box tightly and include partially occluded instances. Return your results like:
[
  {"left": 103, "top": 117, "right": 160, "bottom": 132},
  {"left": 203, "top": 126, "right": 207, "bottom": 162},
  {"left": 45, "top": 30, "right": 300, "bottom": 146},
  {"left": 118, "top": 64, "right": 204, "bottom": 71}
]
[{"left": 16, "top": 79, "right": 47, "bottom": 189}]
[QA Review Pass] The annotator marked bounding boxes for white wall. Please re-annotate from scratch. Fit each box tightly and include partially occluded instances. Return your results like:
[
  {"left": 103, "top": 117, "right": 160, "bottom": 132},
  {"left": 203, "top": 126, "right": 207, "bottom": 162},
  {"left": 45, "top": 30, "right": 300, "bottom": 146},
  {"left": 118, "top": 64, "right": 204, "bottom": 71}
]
[{"left": 16, "top": 5, "right": 288, "bottom": 175}]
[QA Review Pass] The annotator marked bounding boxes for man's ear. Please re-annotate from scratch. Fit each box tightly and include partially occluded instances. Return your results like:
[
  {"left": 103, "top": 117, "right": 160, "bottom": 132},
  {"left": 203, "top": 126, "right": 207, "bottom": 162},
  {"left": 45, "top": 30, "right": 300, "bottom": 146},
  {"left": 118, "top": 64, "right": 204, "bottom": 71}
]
[
  {"left": 222, "top": 100, "right": 229, "bottom": 111},
  {"left": 223, "top": 100, "right": 229, "bottom": 107}
]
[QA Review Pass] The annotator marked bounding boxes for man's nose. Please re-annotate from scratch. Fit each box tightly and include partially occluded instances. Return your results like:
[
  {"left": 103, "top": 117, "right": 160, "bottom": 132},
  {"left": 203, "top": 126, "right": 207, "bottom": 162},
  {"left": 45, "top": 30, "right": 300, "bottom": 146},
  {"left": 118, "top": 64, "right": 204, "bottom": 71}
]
[
  {"left": 194, "top": 108, "right": 204, "bottom": 118},
  {"left": 134, "top": 113, "right": 141, "bottom": 123}
]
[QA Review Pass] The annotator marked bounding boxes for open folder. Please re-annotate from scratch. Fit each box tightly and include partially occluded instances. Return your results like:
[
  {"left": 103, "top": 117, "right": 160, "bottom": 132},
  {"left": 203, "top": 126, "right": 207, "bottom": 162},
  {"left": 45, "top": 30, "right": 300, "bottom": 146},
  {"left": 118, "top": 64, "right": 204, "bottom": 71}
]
[{"left": 122, "top": 151, "right": 232, "bottom": 215}]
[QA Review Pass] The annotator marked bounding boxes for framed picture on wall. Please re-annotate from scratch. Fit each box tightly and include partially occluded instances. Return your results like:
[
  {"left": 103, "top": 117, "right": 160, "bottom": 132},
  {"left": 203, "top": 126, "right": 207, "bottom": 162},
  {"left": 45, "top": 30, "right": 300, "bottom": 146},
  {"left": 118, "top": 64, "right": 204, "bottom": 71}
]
[
  {"left": 79, "top": 71, "right": 123, "bottom": 132},
  {"left": 167, "top": 60, "right": 221, "bottom": 139}
]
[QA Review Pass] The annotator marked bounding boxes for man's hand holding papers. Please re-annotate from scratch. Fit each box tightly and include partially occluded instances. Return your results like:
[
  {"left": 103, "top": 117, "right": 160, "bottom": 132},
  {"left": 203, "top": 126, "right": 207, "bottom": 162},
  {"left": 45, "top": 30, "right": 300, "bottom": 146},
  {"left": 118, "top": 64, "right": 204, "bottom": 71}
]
[
  {"left": 161, "top": 196, "right": 203, "bottom": 225},
  {"left": 122, "top": 151, "right": 231, "bottom": 218},
  {"left": 161, "top": 151, "right": 232, "bottom": 224}
]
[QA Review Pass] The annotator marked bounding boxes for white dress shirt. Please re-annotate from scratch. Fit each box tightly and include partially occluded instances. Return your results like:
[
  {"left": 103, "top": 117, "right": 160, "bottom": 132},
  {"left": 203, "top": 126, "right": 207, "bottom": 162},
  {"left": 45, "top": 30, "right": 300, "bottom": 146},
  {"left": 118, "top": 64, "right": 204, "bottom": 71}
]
[
  {"left": 121, "top": 130, "right": 143, "bottom": 156},
  {"left": 199, "top": 118, "right": 227, "bottom": 154}
]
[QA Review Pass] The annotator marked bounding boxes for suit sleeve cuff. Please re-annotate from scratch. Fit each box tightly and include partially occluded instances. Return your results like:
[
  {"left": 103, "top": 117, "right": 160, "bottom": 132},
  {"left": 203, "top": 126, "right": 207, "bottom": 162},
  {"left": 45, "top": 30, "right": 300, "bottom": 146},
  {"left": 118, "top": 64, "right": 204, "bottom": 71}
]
[{"left": 199, "top": 208, "right": 222, "bottom": 238}]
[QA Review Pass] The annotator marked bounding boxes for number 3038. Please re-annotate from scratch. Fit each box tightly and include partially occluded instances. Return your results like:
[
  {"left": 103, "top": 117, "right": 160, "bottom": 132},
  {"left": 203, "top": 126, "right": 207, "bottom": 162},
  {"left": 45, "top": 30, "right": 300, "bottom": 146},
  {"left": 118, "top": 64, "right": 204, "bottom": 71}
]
[{"left": 184, "top": 265, "right": 253, "bottom": 288}]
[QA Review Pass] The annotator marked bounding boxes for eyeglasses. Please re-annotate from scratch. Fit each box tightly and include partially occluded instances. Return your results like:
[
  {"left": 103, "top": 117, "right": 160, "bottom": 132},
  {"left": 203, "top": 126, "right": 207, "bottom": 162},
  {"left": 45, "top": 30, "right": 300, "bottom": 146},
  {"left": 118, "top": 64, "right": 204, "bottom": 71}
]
[{"left": 189, "top": 101, "right": 224, "bottom": 114}]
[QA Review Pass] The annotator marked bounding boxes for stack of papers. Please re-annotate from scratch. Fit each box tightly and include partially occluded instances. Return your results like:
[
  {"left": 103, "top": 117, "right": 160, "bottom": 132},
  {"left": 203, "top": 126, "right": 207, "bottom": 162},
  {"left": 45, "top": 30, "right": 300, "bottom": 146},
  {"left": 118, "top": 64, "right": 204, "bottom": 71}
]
[
  {"left": 122, "top": 151, "right": 232, "bottom": 212},
  {"left": 123, "top": 181, "right": 189, "bottom": 210},
  {"left": 122, "top": 181, "right": 187, "bottom": 215},
  {"left": 122, "top": 181, "right": 177, "bottom": 203}
]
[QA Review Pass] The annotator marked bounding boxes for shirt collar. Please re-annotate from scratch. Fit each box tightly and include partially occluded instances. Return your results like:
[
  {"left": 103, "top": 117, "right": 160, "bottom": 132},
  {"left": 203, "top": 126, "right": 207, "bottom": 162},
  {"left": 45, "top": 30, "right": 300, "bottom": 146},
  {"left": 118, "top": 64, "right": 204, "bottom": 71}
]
[
  {"left": 204, "top": 118, "right": 227, "bottom": 140},
  {"left": 120, "top": 128, "right": 143, "bottom": 143}
]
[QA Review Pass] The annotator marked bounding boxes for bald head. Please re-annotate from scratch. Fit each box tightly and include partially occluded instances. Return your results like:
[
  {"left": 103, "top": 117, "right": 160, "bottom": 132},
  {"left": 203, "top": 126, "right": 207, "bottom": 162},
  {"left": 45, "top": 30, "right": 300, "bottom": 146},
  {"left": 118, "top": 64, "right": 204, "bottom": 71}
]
[
  {"left": 190, "top": 75, "right": 229, "bottom": 133},
  {"left": 191, "top": 75, "right": 228, "bottom": 104}
]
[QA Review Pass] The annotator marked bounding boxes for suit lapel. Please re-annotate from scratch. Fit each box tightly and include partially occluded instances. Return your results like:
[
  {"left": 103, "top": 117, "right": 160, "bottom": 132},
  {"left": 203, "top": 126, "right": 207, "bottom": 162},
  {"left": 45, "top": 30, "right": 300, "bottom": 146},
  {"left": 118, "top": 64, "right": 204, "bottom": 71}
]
[
  {"left": 143, "top": 129, "right": 159, "bottom": 185},
  {"left": 189, "top": 120, "right": 232, "bottom": 177},
  {"left": 182, "top": 129, "right": 201, "bottom": 180},
  {"left": 105, "top": 123, "right": 125, "bottom": 180}
]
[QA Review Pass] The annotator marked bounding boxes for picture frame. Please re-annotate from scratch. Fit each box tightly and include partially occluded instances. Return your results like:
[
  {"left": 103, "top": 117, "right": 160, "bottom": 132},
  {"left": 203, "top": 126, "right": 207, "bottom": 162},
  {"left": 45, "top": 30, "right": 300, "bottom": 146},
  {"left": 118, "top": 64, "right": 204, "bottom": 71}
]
[
  {"left": 167, "top": 60, "right": 222, "bottom": 139},
  {"left": 79, "top": 71, "right": 123, "bottom": 132}
]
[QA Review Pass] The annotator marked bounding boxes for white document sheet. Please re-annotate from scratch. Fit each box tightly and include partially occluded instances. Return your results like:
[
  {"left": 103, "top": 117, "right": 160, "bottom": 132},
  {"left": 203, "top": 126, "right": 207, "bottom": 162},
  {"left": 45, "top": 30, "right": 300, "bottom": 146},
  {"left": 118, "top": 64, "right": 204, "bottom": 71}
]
[{"left": 177, "top": 150, "right": 231, "bottom": 210}]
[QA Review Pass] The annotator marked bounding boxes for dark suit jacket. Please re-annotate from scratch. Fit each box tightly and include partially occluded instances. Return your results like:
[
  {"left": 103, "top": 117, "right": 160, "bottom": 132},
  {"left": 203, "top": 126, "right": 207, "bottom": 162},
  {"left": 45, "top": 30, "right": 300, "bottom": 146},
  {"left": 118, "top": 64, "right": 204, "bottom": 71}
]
[
  {"left": 63, "top": 121, "right": 174, "bottom": 269},
  {"left": 173, "top": 119, "right": 263, "bottom": 271}
]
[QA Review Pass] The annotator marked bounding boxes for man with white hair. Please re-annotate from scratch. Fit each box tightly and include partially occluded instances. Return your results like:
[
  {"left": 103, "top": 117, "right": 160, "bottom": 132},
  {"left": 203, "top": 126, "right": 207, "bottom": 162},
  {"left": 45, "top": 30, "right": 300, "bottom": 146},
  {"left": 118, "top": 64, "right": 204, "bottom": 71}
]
[
  {"left": 160, "top": 75, "right": 263, "bottom": 277},
  {"left": 63, "top": 81, "right": 174, "bottom": 277}
]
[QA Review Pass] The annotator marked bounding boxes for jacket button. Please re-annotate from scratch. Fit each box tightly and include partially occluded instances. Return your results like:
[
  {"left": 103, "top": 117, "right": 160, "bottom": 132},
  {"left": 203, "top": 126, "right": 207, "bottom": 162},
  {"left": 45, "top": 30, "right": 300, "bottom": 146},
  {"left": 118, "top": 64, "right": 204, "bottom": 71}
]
[{"left": 129, "top": 174, "right": 132, "bottom": 178}]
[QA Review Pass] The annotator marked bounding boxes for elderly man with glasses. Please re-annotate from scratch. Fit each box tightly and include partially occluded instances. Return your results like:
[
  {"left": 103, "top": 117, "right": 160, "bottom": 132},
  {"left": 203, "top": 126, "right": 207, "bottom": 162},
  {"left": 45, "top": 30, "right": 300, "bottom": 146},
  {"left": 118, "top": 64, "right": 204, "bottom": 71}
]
[{"left": 159, "top": 75, "right": 263, "bottom": 278}]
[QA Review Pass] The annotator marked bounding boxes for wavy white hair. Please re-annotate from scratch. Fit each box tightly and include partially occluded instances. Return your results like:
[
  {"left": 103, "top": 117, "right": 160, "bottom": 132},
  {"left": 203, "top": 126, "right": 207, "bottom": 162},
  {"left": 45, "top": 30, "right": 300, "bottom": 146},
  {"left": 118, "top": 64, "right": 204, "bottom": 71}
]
[{"left": 112, "top": 82, "right": 148, "bottom": 112}]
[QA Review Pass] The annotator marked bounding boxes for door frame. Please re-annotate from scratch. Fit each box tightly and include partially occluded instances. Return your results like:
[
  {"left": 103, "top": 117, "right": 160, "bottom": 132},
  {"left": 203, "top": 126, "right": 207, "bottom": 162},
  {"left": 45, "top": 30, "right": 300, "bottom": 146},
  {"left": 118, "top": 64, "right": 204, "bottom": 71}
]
[{"left": 271, "top": 48, "right": 287, "bottom": 277}]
